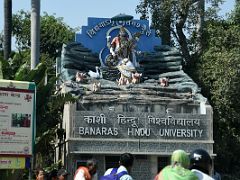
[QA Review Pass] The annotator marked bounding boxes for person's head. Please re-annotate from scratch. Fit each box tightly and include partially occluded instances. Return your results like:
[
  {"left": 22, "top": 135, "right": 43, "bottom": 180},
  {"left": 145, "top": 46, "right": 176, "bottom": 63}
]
[
  {"left": 49, "top": 169, "right": 58, "bottom": 180},
  {"left": 57, "top": 168, "right": 69, "bottom": 180},
  {"left": 189, "top": 148, "right": 212, "bottom": 175},
  {"left": 86, "top": 159, "right": 98, "bottom": 176},
  {"left": 36, "top": 168, "right": 45, "bottom": 180},
  {"left": 171, "top": 149, "right": 190, "bottom": 169},
  {"left": 119, "top": 153, "right": 134, "bottom": 171}
]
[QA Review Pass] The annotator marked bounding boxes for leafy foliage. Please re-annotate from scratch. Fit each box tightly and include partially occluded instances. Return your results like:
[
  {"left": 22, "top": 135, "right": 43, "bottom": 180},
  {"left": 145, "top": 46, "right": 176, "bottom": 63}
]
[
  {"left": 195, "top": 19, "right": 240, "bottom": 178},
  {"left": 229, "top": 0, "right": 240, "bottom": 24},
  {"left": 12, "top": 10, "right": 31, "bottom": 50},
  {"left": 12, "top": 11, "right": 75, "bottom": 57},
  {"left": 40, "top": 13, "right": 76, "bottom": 57},
  {"left": 136, "top": 0, "right": 224, "bottom": 63}
]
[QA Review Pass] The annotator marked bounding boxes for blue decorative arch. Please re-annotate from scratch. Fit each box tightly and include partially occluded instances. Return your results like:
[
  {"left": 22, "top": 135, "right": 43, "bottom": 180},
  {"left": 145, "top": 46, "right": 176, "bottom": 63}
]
[{"left": 75, "top": 17, "right": 161, "bottom": 65}]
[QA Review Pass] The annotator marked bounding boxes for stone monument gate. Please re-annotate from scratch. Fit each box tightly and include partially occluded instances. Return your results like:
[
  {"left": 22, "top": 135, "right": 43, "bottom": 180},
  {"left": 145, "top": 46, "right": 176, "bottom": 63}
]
[{"left": 57, "top": 15, "right": 214, "bottom": 180}]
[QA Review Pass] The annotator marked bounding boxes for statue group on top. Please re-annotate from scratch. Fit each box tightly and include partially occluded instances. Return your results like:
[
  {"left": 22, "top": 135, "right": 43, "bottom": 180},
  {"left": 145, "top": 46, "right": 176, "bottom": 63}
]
[
  {"left": 60, "top": 16, "right": 202, "bottom": 101},
  {"left": 74, "top": 25, "right": 171, "bottom": 91},
  {"left": 75, "top": 26, "right": 142, "bottom": 87}
]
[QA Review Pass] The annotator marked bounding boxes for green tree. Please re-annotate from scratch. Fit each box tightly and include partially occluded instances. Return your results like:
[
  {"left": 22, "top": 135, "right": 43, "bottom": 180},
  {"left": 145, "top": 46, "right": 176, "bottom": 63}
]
[
  {"left": 12, "top": 11, "right": 75, "bottom": 58},
  {"left": 11, "top": 10, "right": 76, "bottom": 165},
  {"left": 1, "top": 11, "right": 78, "bottom": 174},
  {"left": 136, "top": 0, "right": 223, "bottom": 64},
  {"left": 0, "top": 56, "right": 76, "bottom": 178},
  {"left": 136, "top": 0, "right": 171, "bottom": 45},
  {"left": 15, "top": 59, "right": 76, "bottom": 168},
  {"left": 230, "top": 0, "right": 240, "bottom": 23},
  {"left": 195, "top": 14, "right": 240, "bottom": 180}
]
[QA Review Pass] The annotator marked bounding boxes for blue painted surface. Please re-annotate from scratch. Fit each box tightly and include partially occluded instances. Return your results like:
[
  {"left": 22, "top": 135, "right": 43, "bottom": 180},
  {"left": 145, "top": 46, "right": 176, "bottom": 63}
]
[{"left": 75, "top": 17, "right": 161, "bottom": 63}]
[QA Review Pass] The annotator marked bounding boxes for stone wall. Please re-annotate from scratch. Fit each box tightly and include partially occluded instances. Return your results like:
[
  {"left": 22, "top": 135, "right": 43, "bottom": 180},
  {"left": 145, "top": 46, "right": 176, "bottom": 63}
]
[{"left": 65, "top": 101, "right": 213, "bottom": 155}]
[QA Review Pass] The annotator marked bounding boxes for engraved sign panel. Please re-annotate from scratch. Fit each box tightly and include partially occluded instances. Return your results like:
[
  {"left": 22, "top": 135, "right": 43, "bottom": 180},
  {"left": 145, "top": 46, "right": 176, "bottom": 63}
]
[{"left": 72, "top": 111, "right": 210, "bottom": 140}]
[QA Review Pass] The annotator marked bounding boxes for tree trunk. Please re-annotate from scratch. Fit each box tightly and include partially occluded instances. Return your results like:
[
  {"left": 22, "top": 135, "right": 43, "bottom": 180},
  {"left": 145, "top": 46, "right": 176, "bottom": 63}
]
[
  {"left": 31, "top": 0, "right": 40, "bottom": 69},
  {"left": 176, "top": 9, "right": 191, "bottom": 63},
  {"left": 160, "top": 12, "right": 171, "bottom": 45},
  {"left": 196, "top": 0, "right": 205, "bottom": 54},
  {"left": 3, "top": 0, "right": 12, "bottom": 61},
  {"left": 159, "top": 0, "right": 171, "bottom": 45}
]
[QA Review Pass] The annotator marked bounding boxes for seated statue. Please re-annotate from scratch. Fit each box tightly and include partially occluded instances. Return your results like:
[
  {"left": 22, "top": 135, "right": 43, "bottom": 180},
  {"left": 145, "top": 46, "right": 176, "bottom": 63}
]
[{"left": 106, "top": 26, "right": 141, "bottom": 83}]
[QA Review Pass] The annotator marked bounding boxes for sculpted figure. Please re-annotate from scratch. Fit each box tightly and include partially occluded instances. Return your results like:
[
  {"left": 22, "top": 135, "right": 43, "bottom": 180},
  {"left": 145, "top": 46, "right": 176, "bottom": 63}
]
[
  {"left": 159, "top": 77, "right": 169, "bottom": 87},
  {"left": 106, "top": 27, "right": 142, "bottom": 85},
  {"left": 110, "top": 27, "right": 131, "bottom": 60},
  {"left": 131, "top": 72, "right": 142, "bottom": 84},
  {"left": 92, "top": 82, "right": 101, "bottom": 92},
  {"left": 75, "top": 72, "right": 86, "bottom": 82}
]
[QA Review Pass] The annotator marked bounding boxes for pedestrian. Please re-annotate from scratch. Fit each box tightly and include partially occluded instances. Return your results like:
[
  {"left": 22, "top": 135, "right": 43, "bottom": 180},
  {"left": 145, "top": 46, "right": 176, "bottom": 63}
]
[
  {"left": 155, "top": 149, "right": 198, "bottom": 180},
  {"left": 57, "top": 168, "right": 69, "bottom": 180},
  {"left": 47, "top": 169, "right": 58, "bottom": 180},
  {"left": 100, "top": 152, "right": 134, "bottom": 180},
  {"left": 189, "top": 148, "right": 214, "bottom": 180},
  {"left": 74, "top": 159, "right": 98, "bottom": 180},
  {"left": 35, "top": 168, "right": 45, "bottom": 180}
]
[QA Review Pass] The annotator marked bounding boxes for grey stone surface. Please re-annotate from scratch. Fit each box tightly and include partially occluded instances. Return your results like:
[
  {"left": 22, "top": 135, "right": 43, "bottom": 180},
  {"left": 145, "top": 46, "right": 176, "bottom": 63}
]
[
  {"left": 68, "top": 139, "right": 212, "bottom": 154},
  {"left": 72, "top": 111, "right": 210, "bottom": 140}
]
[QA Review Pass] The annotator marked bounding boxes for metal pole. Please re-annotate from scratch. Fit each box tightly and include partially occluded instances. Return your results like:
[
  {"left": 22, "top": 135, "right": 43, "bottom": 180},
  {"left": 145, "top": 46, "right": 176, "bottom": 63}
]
[{"left": 31, "top": 0, "right": 40, "bottom": 69}]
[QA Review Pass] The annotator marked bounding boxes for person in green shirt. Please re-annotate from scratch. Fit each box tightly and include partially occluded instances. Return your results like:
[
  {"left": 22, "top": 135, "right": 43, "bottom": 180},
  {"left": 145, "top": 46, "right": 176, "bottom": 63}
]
[{"left": 155, "top": 149, "right": 198, "bottom": 180}]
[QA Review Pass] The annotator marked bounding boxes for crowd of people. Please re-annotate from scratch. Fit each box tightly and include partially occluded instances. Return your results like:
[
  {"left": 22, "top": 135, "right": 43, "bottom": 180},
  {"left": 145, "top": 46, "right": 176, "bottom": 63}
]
[
  {"left": 35, "top": 167, "right": 69, "bottom": 180},
  {"left": 35, "top": 149, "right": 221, "bottom": 180}
]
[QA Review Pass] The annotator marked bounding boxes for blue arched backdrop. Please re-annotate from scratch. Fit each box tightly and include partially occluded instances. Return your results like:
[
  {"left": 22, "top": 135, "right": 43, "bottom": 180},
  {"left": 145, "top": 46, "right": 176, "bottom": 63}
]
[{"left": 75, "top": 17, "right": 162, "bottom": 65}]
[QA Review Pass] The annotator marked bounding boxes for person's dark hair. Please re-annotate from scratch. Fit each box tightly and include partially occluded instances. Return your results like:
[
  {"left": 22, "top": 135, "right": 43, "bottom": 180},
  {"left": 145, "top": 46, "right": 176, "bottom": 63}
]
[
  {"left": 189, "top": 149, "right": 212, "bottom": 175},
  {"left": 49, "top": 169, "right": 58, "bottom": 179},
  {"left": 119, "top": 153, "right": 134, "bottom": 168},
  {"left": 87, "top": 159, "right": 98, "bottom": 175},
  {"left": 57, "top": 168, "right": 69, "bottom": 177},
  {"left": 87, "top": 159, "right": 98, "bottom": 168},
  {"left": 35, "top": 168, "right": 45, "bottom": 176}
]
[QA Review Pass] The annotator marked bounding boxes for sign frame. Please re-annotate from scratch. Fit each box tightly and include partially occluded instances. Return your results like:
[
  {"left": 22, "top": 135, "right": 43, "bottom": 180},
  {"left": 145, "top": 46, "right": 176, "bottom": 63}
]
[{"left": 0, "top": 80, "right": 36, "bottom": 157}]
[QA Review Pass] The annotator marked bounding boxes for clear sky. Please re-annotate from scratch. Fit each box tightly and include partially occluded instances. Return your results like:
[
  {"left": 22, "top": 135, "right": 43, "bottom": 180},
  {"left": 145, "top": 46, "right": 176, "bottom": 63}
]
[
  {"left": 0, "top": 0, "right": 236, "bottom": 31},
  {"left": 0, "top": 0, "right": 141, "bottom": 31}
]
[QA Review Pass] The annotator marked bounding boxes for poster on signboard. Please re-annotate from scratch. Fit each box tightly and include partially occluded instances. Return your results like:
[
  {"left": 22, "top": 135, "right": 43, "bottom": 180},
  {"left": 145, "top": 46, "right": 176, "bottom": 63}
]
[
  {"left": 0, "top": 80, "right": 35, "bottom": 156},
  {"left": 0, "top": 157, "right": 25, "bottom": 169}
]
